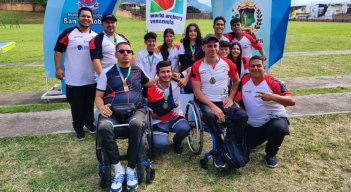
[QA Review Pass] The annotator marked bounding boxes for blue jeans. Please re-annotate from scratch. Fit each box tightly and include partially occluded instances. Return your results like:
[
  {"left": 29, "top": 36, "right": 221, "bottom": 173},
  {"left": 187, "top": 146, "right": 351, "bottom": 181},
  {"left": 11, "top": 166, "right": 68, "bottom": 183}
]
[{"left": 152, "top": 117, "right": 190, "bottom": 150}]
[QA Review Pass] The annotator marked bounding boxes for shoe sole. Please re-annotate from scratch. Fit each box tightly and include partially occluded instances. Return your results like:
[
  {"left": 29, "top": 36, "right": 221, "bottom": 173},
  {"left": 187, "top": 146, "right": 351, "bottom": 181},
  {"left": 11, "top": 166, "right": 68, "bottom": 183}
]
[
  {"left": 266, "top": 163, "right": 278, "bottom": 168},
  {"left": 127, "top": 184, "right": 138, "bottom": 190},
  {"left": 110, "top": 187, "right": 122, "bottom": 192}
]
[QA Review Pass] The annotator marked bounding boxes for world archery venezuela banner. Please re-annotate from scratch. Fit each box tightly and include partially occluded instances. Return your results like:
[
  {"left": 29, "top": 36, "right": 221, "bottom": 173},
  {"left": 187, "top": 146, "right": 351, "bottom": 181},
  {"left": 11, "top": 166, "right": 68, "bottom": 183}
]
[
  {"left": 43, "top": 0, "right": 121, "bottom": 94},
  {"left": 146, "top": 0, "right": 187, "bottom": 34},
  {"left": 211, "top": 0, "right": 291, "bottom": 68}
]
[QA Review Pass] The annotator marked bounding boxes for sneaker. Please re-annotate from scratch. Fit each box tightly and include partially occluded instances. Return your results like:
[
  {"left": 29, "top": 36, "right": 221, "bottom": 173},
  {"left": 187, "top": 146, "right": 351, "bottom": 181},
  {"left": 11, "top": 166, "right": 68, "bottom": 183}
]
[
  {"left": 214, "top": 152, "right": 226, "bottom": 168},
  {"left": 86, "top": 124, "right": 96, "bottom": 134},
  {"left": 76, "top": 133, "right": 85, "bottom": 141},
  {"left": 265, "top": 155, "right": 278, "bottom": 168},
  {"left": 126, "top": 167, "right": 138, "bottom": 190},
  {"left": 173, "top": 137, "right": 184, "bottom": 154},
  {"left": 110, "top": 172, "right": 124, "bottom": 192}
]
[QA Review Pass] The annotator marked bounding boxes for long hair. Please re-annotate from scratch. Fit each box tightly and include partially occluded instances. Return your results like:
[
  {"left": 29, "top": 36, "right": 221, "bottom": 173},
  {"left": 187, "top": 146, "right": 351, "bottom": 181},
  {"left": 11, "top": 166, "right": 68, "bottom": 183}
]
[
  {"left": 183, "top": 23, "right": 202, "bottom": 48},
  {"left": 160, "top": 28, "right": 175, "bottom": 61},
  {"left": 228, "top": 42, "right": 243, "bottom": 67}
]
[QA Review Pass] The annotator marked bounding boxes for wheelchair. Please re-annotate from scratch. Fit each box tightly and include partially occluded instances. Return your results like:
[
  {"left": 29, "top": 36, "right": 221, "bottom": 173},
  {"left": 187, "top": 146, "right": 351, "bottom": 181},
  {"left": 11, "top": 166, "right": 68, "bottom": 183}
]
[
  {"left": 184, "top": 99, "right": 227, "bottom": 169},
  {"left": 95, "top": 107, "right": 155, "bottom": 189}
]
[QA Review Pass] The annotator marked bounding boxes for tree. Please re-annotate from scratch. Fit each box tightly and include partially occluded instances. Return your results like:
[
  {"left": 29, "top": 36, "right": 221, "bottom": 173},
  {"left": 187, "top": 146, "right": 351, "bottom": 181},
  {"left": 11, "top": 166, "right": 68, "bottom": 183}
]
[{"left": 187, "top": 5, "right": 201, "bottom": 13}]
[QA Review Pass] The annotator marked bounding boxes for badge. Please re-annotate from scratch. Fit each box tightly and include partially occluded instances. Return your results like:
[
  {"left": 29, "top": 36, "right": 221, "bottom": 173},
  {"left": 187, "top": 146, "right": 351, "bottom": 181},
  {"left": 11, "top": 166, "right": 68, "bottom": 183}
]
[
  {"left": 191, "top": 56, "right": 195, "bottom": 61},
  {"left": 163, "top": 102, "right": 169, "bottom": 109},
  {"left": 209, "top": 77, "right": 216, "bottom": 84},
  {"left": 123, "top": 85, "right": 129, "bottom": 92}
]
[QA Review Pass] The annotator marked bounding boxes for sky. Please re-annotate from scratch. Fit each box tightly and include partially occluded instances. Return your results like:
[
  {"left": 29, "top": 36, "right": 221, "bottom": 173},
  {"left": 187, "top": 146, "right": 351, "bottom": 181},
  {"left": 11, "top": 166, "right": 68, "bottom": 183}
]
[{"left": 198, "top": 0, "right": 351, "bottom": 7}]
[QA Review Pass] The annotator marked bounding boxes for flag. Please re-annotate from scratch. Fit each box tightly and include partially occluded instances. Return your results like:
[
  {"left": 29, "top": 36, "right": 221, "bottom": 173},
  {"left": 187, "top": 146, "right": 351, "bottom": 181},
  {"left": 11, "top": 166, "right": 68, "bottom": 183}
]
[
  {"left": 212, "top": 0, "right": 291, "bottom": 68},
  {"left": 146, "top": 0, "right": 187, "bottom": 34}
]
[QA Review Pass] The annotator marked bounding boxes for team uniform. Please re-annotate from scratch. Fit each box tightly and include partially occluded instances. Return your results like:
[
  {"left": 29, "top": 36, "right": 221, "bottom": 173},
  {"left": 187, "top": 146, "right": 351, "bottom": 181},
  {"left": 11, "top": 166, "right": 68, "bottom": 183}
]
[
  {"left": 147, "top": 81, "right": 190, "bottom": 149},
  {"left": 224, "top": 32, "right": 263, "bottom": 58},
  {"left": 157, "top": 44, "right": 180, "bottom": 72},
  {"left": 96, "top": 64, "right": 149, "bottom": 169},
  {"left": 54, "top": 26, "right": 97, "bottom": 137},
  {"left": 235, "top": 74, "right": 292, "bottom": 156},
  {"left": 136, "top": 48, "right": 163, "bottom": 79},
  {"left": 219, "top": 35, "right": 230, "bottom": 42},
  {"left": 191, "top": 57, "right": 248, "bottom": 149},
  {"left": 89, "top": 32, "right": 129, "bottom": 70}
]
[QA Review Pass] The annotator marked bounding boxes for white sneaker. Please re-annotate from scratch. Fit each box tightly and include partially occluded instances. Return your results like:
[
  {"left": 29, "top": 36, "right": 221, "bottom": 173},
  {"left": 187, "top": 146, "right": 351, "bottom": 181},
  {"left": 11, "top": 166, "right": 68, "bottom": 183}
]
[
  {"left": 110, "top": 172, "right": 124, "bottom": 192},
  {"left": 126, "top": 167, "right": 138, "bottom": 190}
]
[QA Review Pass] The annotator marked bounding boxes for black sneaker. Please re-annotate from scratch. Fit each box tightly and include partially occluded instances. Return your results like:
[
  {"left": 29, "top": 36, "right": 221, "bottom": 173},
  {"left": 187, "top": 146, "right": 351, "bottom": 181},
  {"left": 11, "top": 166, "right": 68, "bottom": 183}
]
[
  {"left": 265, "top": 155, "right": 278, "bottom": 168},
  {"left": 173, "top": 137, "right": 184, "bottom": 154},
  {"left": 86, "top": 124, "right": 96, "bottom": 134},
  {"left": 76, "top": 133, "right": 85, "bottom": 141},
  {"left": 214, "top": 152, "right": 226, "bottom": 168}
]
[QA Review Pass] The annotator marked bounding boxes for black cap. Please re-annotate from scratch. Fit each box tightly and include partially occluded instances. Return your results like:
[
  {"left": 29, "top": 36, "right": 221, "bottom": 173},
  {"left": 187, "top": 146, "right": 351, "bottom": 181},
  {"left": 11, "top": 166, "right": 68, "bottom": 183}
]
[
  {"left": 202, "top": 34, "right": 219, "bottom": 45},
  {"left": 102, "top": 14, "right": 117, "bottom": 22}
]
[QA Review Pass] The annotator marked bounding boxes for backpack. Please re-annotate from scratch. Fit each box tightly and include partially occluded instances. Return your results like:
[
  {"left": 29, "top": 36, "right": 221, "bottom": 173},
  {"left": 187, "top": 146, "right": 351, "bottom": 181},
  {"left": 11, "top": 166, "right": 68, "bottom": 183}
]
[{"left": 222, "top": 134, "right": 250, "bottom": 169}]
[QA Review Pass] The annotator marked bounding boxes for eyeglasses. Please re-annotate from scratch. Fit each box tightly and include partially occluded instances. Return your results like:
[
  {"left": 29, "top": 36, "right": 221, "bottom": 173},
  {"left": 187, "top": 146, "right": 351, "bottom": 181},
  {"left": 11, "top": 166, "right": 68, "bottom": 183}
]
[{"left": 117, "top": 49, "right": 133, "bottom": 54}]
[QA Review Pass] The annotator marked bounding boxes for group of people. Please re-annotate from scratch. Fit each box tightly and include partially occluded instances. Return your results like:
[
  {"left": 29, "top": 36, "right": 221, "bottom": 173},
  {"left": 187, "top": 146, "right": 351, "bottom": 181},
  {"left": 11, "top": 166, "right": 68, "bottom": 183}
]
[{"left": 54, "top": 7, "right": 295, "bottom": 192}]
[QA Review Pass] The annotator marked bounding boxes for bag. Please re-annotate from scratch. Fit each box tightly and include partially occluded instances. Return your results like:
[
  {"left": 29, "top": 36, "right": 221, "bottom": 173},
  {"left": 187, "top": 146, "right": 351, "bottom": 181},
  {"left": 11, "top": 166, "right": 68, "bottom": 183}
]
[
  {"left": 222, "top": 136, "right": 250, "bottom": 169},
  {"left": 110, "top": 103, "right": 136, "bottom": 119}
]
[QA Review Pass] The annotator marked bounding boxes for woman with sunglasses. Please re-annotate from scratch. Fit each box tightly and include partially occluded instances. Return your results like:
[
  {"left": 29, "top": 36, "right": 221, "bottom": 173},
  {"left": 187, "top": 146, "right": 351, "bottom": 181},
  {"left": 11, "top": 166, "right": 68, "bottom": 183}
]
[
  {"left": 227, "top": 42, "right": 249, "bottom": 79},
  {"left": 177, "top": 23, "right": 204, "bottom": 93}
]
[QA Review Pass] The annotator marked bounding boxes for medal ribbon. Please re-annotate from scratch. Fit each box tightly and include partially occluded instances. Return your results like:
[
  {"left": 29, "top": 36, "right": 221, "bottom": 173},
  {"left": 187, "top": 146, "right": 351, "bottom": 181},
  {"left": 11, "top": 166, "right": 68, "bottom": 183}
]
[
  {"left": 116, "top": 65, "right": 131, "bottom": 91},
  {"left": 190, "top": 44, "right": 195, "bottom": 58},
  {"left": 204, "top": 57, "right": 219, "bottom": 78},
  {"left": 104, "top": 32, "right": 118, "bottom": 45},
  {"left": 147, "top": 54, "right": 155, "bottom": 74},
  {"left": 158, "top": 81, "right": 170, "bottom": 104}
]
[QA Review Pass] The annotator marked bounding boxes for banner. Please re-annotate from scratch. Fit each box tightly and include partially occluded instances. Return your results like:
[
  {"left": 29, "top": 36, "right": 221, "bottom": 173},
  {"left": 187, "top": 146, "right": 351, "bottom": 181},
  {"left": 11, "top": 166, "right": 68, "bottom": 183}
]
[
  {"left": 146, "top": 0, "right": 187, "bottom": 34},
  {"left": 211, "top": 0, "right": 291, "bottom": 68},
  {"left": 43, "top": 0, "right": 121, "bottom": 94}
]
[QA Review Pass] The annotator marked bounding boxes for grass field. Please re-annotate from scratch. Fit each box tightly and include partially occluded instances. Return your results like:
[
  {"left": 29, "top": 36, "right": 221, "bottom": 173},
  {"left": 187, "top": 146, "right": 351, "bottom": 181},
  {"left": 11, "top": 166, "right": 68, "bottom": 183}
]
[
  {"left": 1, "top": 16, "right": 351, "bottom": 63},
  {"left": 0, "top": 113, "right": 350, "bottom": 191}
]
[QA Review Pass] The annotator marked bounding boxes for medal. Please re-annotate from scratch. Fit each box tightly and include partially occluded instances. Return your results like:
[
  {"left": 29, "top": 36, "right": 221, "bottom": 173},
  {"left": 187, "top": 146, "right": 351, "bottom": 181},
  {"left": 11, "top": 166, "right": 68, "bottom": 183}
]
[
  {"left": 163, "top": 102, "right": 169, "bottom": 109},
  {"left": 209, "top": 77, "right": 216, "bottom": 84},
  {"left": 190, "top": 45, "right": 196, "bottom": 62},
  {"left": 123, "top": 84, "right": 129, "bottom": 92},
  {"left": 116, "top": 65, "right": 131, "bottom": 93},
  {"left": 192, "top": 56, "right": 195, "bottom": 61}
]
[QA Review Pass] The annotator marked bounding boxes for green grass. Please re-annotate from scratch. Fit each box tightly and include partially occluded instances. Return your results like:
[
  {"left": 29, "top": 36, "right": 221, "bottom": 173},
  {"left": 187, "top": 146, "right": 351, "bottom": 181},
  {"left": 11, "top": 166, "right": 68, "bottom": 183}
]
[
  {"left": 0, "top": 66, "right": 60, "bottom": 93},
  {"left": 285, "top": 21, "right": 351, "bottom": 52},
  {"left": 291, "top": 86, "right": 351, "bottom": 96},
  {"left": 270, "top": 54, "right": 351, "bottom": 78},
  {"left": 0, "top": 113, "right": 350, "bottom": 191},
  {"left": 0, "top": 103, "right": 69, "bottom": 114},
  {"left": 0, "top": 10, "right": 44, "bottom": 24}
]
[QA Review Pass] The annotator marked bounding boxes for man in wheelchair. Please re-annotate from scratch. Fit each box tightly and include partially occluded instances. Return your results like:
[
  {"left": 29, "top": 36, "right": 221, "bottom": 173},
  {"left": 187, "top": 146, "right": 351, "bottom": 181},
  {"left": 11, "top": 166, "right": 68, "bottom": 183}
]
[
  {"left": 147, "top": 61, "right": 191, "bottom": 154},
  {"left": 192, "top": 34, "right": 248, "bottom": 168},
  {"left": 95, "top": 42, "right": 155, "bottom": 191}
]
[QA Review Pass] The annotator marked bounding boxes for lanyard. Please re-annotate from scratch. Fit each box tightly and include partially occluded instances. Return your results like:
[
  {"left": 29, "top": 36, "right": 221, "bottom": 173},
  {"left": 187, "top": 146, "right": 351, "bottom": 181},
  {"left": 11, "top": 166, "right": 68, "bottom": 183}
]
[
  {"left": 204, "top": 57, "right": 219, "bottom": 76},
  {"left": 116, "top": 65, "right": 131, "bottom": 91},
  {"left": 189, "top": 44, "right": 195, "bottom": 57},
  {"left": 104, "top": 32, "right": 118, "bottom": 45},
  {"left": 147, "top": 54, "right": 155, "bottom": 74},
  {"left": 158, "top": 81, "right": 170, "bottom": 103}
]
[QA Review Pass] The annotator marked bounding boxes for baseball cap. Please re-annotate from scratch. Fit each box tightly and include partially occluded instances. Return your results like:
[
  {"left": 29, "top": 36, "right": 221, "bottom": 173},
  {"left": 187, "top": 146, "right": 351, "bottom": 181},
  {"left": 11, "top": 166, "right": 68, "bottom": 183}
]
[
  {"left": 202, "top": 34, "right": 219, "bottom": 45},
  {"left": 102, "top": 14, "right": 117, "bottom": 22}
]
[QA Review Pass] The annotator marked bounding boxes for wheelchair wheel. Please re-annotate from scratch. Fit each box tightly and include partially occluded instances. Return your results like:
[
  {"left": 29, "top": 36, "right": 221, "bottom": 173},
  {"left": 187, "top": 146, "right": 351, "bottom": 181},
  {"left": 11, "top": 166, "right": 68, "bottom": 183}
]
[
  {"left": 185, "top": 100, "right": 203, "bottom": 155},
  {"left": 98, "top": 163, "right": 111, "bottom": 188},
  {"left": 146, "top": 167, "right": 155, "bottom": 184},
  {"left": 145, "top": 108, "right": 153, "bottom": 160}
]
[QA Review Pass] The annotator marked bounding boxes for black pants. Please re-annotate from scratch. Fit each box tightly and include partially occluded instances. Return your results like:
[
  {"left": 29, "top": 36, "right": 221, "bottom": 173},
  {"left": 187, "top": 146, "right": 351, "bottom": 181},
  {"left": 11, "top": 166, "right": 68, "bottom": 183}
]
[
  {"left": 198, "top": 102, "right": 248, "bottom": 150},
  {"left": 66, "top": 83, "right": 96, "bottom": 135},
  {"left": 97, "top": 109, "right": 145, "bottom": 168},
  {"left": 246, "top": 117, "right": 290, "bottom": 156}
]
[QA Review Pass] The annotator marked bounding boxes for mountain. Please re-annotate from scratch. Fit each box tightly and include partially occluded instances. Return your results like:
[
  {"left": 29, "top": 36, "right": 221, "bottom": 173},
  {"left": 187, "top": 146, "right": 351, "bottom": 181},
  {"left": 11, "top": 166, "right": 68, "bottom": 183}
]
[
  {"left": 188, "top": 0, "right": 211, "bottom": 13},
  {"left": 120, "top": 0, "right": 212, "bottom": 13}
]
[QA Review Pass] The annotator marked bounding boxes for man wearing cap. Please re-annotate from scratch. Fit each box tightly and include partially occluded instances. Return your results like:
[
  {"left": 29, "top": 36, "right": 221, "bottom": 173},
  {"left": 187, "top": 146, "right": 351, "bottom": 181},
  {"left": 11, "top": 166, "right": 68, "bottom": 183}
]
[
  {"left": 191, "top": 34, "right": 248, "bottom": 168},
  {"left": 224, "top": 18, "right": 266, "bottom": 59},
  {"left": 90, "top": 14, "right": 129, "bottom": 75},
  {"left": 54, "top": 7, "right": 98, "bottom": 140}
]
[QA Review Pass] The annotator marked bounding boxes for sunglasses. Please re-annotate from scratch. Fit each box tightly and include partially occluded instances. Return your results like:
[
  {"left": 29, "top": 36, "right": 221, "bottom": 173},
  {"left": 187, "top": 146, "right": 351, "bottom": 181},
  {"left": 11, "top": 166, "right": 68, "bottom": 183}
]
[{"left": 117, "top": 49, "right": 133, "bottom": 54}]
